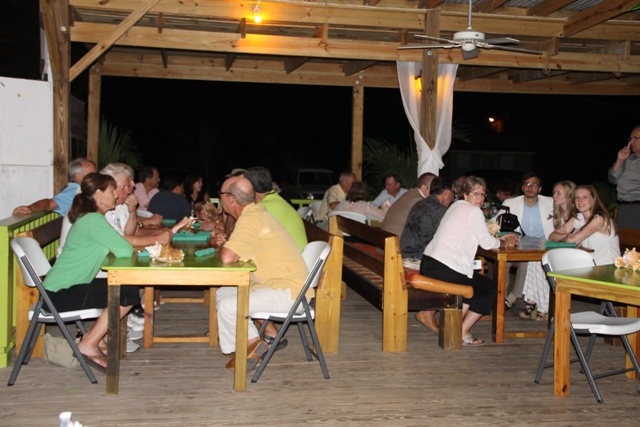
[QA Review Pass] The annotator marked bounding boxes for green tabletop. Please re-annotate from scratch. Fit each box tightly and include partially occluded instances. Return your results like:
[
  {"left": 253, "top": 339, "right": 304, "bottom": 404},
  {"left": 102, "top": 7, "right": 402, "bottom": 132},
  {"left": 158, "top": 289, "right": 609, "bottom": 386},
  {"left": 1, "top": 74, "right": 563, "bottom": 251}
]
[
  {"left": 101, "top": 249, "right": 256, "bottom": 272},
  {"left": 548, "top": 264, "right": 640, "bottom": 290}
]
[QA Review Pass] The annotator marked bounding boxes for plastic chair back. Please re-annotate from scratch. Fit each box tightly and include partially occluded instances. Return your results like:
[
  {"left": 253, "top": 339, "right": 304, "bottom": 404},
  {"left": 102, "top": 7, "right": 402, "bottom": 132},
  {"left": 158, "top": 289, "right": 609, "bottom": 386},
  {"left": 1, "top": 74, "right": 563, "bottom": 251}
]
[
  {"left": 11, "top": 237, "right": 52, "bottom": 288},
  {"left": 327, "top": 210, "right": 367, "bottom": 225},
  {"left": 542, "top": 248, "right": 595, "bottom": 293},
  {"left": 301, "top": 241, "right": 331, "bottom": 290},
  {"left": 308, "top": 201, "right": 322, "bottom": 219}
]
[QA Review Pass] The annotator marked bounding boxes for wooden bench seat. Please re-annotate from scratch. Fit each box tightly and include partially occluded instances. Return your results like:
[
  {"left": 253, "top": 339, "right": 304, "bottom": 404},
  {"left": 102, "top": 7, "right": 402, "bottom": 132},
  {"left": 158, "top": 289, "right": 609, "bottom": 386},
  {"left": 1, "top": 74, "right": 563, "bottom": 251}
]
[{"left": 330, "top": 215, "right": 473, "bottom": 351}]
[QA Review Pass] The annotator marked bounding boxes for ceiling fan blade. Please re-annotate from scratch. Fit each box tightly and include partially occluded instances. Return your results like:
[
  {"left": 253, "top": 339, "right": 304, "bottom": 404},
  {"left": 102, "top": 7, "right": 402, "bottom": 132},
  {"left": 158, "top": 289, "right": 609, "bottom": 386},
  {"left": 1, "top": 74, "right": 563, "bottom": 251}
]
[
  {"left": 486, "top": 44, "right": 543, "bottom": 55},
  {"left": 484, "top": 37, "right": 519, "bottom": 45},
  {"left": 415, "top": 34, "right": 456, "bottom": 44},
  {"left": 398, "top": 44, "right": 457, "bottom": 50}
]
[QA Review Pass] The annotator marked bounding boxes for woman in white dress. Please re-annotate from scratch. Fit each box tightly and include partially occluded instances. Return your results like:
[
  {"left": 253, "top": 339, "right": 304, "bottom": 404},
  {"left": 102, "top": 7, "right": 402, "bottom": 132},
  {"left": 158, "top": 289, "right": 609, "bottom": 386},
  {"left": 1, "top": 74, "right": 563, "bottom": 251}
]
[
  {"left": 520, "top": 181, "right": 577, "bottom": 321},
  {"left": 551, "top": 185, "right": 620, "bottom": 265}
]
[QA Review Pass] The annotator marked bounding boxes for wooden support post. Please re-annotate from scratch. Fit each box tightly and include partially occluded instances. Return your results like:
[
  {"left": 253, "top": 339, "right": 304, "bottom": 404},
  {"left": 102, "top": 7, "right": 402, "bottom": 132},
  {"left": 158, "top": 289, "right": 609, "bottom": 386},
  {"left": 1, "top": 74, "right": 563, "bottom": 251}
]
[
  {"left": 314, "top": 234, "right": 344, "bottom": 353},
  {"left": 87, "top": 68, "right": 101, "bottom": 166},
  {"left": 382, "top": 235, "right": 408, "bottom": 352},
  {"left": 420, "top": 9, "right": 439, "bottom": 151},
  {"left": 351, "top": 86, "right": 364, "bottom": 180},
  {"left": 439, "top": 308, "right": 462, "bottom": 350}
]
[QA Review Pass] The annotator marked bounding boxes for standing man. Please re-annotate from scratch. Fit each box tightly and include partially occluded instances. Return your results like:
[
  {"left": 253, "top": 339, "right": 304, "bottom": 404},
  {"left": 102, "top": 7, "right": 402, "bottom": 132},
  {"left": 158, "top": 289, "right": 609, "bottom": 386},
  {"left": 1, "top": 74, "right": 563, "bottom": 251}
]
[
  {"left": 215, "top": 176, "right": 309, "bottom": 372},
  {"left": 12, "top": 158, "right": 96, "bottom": 216},
  {"left": 381, "top": 173, "right": 435, "bottom": 237},
  {"left": 134, "top": 166, "right": 161, "bottom": 210},
  {"left": 244, "top": 166, "right": 308, "bottom": 252},
  {"left": 492, "top": 172, "right": 554, "bottom": 309},
  {"left": 372, "top": 173, "right": 408, "bottom": 207},
  {"left": 316, "top": 171, "right": 356, "bottom": 224},
  {"left": 608, "top": 125, "right": 640, "bottom": 230}
]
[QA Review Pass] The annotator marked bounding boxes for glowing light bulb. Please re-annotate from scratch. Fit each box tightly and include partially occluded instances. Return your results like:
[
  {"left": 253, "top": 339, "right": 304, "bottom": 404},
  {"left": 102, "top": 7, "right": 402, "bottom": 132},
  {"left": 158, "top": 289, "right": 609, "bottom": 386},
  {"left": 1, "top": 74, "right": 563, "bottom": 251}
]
[
  {"left": 488, "top": 117, "right": 495, "bottom": 123},
  {"left": 253, "top": 4, "right": 262, "bottom": 23}
]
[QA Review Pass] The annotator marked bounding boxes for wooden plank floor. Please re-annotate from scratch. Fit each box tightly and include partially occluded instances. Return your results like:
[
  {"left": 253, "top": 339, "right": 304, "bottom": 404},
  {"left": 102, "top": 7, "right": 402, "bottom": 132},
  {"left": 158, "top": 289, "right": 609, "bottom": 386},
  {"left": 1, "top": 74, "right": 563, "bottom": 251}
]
[{"left": 2, "top": 288, "right": 640, "bottom": 426}]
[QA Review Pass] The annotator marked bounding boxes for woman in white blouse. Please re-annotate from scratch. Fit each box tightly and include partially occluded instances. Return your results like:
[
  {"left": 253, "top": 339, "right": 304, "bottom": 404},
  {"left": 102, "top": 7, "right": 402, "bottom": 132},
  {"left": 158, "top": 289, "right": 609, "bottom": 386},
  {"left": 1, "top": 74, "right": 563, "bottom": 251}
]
[{"left": 422, "top": 176, "right": 518, "bottom": 346}]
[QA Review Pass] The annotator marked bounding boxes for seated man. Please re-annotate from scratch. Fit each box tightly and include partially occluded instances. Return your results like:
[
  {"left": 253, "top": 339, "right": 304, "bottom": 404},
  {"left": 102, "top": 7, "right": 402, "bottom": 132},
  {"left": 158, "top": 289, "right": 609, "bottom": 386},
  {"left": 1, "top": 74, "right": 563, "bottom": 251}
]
[
  {"left": 244, "top": 166, "right": 308, "bottom": 252},
  {"left": 12, "top": 157, "right": 96, "bottom": 216},
  {"left": 215, "top": 176, "right": 309, "bottom": 372},
  {"left": 372, "top": 173, "right": 408, "bottom": 207},
  {"left": 381, "top": 173, "right": 435, "bottom": 237},
  {"left": 399, "top": 177, "right": 455, "bottom": 334},
  {"left": 316, "top": 171, "right": 356, "bottom": 224},
  {"left": 148, "top": 175, "right": 192, "bottom": 221},
  {"left": 134, "top": 166, "right": 160, "bottom": 211}
]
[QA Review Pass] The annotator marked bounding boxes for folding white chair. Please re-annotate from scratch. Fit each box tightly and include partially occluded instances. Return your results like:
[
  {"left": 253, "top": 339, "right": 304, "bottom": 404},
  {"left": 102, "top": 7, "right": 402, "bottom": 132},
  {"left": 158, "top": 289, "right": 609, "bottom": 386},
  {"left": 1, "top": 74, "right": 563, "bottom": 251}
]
[
  {"left": 250, "top": 241, "right": 332, "bottom": 383},
  {"left": 308, "top": 201, "right": 322, "bottom": 222},
  {"left": 9, "top": 237, "right": 103, "bottom": 386},
  {"left": 297, "top": 206, "right": 313, "bottom": 222},
  {"left": 535, "top": 247, "right": 640, "bottom": 403},
  {"left": 327, "top": 211, "right": 368, "bottom": 238}
]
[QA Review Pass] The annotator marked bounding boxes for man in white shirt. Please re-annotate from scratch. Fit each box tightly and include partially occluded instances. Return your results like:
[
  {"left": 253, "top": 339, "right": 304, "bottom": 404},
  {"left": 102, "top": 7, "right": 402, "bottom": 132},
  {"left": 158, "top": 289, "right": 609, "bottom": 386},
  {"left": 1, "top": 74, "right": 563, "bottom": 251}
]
[
  {"left": 492, "top": 172, "right": 554, "bottom": 310},
  {"left": 372, "top": 173, "right": 408, "bottom": 207}
]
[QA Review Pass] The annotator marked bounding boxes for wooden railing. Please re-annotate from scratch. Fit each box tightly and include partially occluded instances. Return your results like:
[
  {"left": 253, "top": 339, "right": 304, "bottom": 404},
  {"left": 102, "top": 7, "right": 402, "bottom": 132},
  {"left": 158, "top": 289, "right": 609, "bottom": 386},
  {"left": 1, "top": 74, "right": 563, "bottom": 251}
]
[{"left": 0, "top": 212, "right": 60, "bottom": 368}]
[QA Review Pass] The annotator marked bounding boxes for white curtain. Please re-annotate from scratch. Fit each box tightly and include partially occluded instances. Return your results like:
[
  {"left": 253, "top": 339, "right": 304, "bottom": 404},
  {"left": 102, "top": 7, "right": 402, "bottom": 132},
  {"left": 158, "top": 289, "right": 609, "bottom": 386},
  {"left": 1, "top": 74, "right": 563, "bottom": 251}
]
[{"left": 396, "top": 61, "right": 458, "bottom": 176}]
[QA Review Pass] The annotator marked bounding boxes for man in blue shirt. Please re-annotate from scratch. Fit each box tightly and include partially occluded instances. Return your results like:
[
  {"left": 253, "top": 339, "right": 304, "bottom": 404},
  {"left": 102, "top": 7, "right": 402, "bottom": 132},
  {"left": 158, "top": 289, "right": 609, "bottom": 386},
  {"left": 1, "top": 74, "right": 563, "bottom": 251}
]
[{"left": 12, "top": 158, "right": 96, "bottom": 216}]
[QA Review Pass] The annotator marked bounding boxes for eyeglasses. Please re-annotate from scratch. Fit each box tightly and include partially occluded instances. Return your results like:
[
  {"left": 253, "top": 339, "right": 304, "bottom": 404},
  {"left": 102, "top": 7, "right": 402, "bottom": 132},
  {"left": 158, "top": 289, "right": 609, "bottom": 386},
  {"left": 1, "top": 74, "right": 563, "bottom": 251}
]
[
  {"left": 471, "top": 192, "right": 486, "bottom": 198},
  {"left": 523, "top": 182, "right": 539, "bottom": 188},
  {"left": 218, "top": 191, "right": 232, "bottom": 197},
  {"left": 629, "top": 136, "right": 640, "bottom": 142}
]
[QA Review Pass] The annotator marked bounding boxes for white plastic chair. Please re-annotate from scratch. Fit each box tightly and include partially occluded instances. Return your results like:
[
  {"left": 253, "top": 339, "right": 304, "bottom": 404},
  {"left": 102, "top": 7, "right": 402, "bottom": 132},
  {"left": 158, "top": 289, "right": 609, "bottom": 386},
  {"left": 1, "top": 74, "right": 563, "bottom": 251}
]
[
  {"left": 327, "top": 211, "right": 368, "bottom": 237},
  {"left": 308, "top": 201, "right": 322, "bottom": 221},
  {"left": 297, "top": 206, "right": 313, "bottom": 222},
  {"left": 250, "top": 241, "right": 332, "bottom": 383},
  {"left": 9, "top": 237, "right": 103, "bottom": 386},
  {"left": 535, "top": 247, "right": 640, "bottom": 403}
]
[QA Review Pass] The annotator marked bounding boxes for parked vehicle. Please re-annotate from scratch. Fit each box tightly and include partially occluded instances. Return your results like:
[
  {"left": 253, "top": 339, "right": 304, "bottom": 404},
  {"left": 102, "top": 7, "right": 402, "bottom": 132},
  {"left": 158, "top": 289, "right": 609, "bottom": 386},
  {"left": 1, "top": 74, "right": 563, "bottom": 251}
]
[{"left": 281, "top": 166, "right": 335, "bottom": 200}]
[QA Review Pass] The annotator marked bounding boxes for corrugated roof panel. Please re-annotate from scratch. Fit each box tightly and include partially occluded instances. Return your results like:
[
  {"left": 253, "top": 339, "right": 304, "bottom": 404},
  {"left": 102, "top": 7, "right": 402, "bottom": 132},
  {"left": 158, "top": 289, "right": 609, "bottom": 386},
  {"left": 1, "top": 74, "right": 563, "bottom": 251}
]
[{"left": 443, "top": 0, "right": 605, "bottom": 11}]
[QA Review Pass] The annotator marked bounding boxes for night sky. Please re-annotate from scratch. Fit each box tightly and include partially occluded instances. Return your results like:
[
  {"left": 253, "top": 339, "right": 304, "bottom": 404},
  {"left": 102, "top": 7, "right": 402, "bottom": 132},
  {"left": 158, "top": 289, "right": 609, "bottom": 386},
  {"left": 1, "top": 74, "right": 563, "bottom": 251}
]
[{"left": 4, "top": 2, "right": 640, "bottom": 196}]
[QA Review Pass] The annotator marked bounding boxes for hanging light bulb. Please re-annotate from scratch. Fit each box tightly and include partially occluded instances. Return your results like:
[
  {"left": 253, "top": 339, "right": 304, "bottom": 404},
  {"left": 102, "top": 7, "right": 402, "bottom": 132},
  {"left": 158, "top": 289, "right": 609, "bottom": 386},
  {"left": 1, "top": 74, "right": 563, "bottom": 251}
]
[
  {"left": 253, "top": 2, "right": 262, "bottom": 23},
  {"left": 414, "top": 70, "right": 423, "bottom": 92}
]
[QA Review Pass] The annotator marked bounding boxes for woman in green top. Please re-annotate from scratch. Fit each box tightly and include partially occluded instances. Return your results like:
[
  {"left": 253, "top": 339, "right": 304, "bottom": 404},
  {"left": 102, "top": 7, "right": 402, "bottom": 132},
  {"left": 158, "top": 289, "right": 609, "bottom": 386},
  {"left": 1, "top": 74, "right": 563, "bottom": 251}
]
[{"left": 43, "top": 173, "right": 138, "bottom": 370}]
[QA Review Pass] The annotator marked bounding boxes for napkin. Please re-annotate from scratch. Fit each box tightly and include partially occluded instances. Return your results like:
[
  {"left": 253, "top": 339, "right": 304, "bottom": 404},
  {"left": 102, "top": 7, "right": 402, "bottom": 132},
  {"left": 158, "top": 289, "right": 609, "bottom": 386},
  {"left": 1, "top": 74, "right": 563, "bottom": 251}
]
[
  {"left": 545, "top": 241, "right": 577, "bottom": 249},
  {"left": 138, "top": 250, "right": 150, "bottom": 257},
  {"left": 161, "top": 219, "right": 176, "bottom": 227},
  {"left": 195, "top": 248, "right": 215, "bottom": 257},
  {"left": 172, "top": 231, "right": 211, "bottom": 242}
]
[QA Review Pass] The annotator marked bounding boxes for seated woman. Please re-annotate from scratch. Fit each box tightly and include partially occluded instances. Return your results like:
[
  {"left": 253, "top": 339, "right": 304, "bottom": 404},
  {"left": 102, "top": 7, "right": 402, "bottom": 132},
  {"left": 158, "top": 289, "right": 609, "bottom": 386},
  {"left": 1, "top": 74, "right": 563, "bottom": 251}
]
[
  {"left": 184, "top": 174, "right": 210, "bottom": 214},
  {"left": 520, "top": 180, "right": 577, "bottom": 321},
  {"left": 550, "top": 184, "right": 620, "bottom": 265},
  {"left": 334, "top": 181, "right": 386, "bottom": 223},
  {"left": 42, "top": 173, "right": 139, "bottom": 371},
  {"left": 421, "top": 176, "right": 518, "bottom": 346}
]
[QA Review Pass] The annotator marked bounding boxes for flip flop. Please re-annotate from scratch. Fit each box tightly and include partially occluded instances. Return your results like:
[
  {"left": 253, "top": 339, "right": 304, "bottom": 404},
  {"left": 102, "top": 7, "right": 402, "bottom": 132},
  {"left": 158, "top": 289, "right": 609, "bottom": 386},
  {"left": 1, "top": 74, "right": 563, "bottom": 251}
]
[
  {"left": 462, "top": 334, "right": 484, "bottom": 346},
  {"left": 73, "top": 352, "right": 107, "bottom": 374},
  {"left": 263, "top": 334, "right": 288, "bottom": 352}
]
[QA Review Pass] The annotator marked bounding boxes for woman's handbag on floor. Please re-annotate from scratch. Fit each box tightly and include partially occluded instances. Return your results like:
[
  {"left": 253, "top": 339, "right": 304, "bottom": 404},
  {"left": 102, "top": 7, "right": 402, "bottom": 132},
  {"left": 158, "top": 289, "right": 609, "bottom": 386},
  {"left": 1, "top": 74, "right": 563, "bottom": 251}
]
[{"left": 43, "top": 333, "right": 80, "bottom": 368}]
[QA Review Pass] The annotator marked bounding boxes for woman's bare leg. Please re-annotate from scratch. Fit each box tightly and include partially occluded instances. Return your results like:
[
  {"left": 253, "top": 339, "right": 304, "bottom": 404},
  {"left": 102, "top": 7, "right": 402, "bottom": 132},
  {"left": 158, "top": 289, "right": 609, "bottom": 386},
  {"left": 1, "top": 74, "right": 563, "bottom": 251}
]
[{"left": 77, "top": 306, "right": 132, "bottom": 366}]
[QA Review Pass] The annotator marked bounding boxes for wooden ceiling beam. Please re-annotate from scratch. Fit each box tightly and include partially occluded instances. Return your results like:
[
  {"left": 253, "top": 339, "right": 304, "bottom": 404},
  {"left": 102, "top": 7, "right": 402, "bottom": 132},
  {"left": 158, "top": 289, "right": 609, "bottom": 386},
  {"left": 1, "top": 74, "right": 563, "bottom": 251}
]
[
  {"left": 158, "top": 12, "right": 164, "bottom": 33},
  {"left": 562, "top": 0, "right": 640, "bottom": 37},
  {"left": 620, "top": 75, "right": 640, "bottom": 85},
  {"left": 237, "top": 18, "right": 246, "bottom": 39},
  {"left": 474, "top": 0, "right": 510, "bottom": 14},
  {"left": 69, "top": 0, "right": 160, "bottom": 82},
  {"left": 225, "top": 54, "right": 236, "bottom": 71},
  {"left": 456, "top": 66, "right": 507, "bottom": 82},
  {"left": 418, "top": 1, "right": 445, "bottom": 8},
  {"left": 342, "top": 60, "right": 377, "bottom": 77},
  {"left": 284, "top": 57, "right": 309, "bottom": 74},
  {"left": 71, "top": 22, "right": 640, "bottom": 73},
  {"left": 565, "top": 72, "right": 619, "bottom": 85},
  {"left": 160, "top": 49, "right": 168, "bottom": 68},
  {"left": 363, "top": 0, "right": 380, "bottom": 6},
  {"left": 526, "top": 0, "right": 575, "bottom": 17}
]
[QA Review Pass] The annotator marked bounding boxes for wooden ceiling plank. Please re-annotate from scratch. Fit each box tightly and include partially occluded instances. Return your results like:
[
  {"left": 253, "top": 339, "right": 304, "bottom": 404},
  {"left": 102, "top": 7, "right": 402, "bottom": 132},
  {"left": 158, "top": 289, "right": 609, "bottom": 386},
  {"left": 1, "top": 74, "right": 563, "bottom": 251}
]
[
  {"left": 620, "top": 74, "right": 640, "bottom": 85},
  {"left": 475, "top": 0, "right": 511, "bottom": 14},
  {"left": 527, "top": 37, "right": 559, "bottom": 56},
  {"left": 562, "top": 0, "right": 640, "bottom": 38},
  {"left": 604, "top": 40, "right": 630, "bottom": 60},
  {"left": 69, "top": 0, "right": 160, "bottom": 82},
  {"left": 225, "top": 53, "right": 236, "bottom": 71},
  {"left": 284, "top": 57, "right": 309, "bottom": 74},
  {"left": 526, "top": 0, "right": 575, "bottom": 17},
  {"left": 418, "top": 0, "right": 446, "bottom": 8},
  {"left": 237, "top": 17, "right": 246, "bottom": 39},
  {"left": 69, "top": 5, "right": 82, "bottom": 23},
  {"left": 456, "top": 66, "right": 507, "bottom": 82},
  {"left": 342, "top": 60, "right": 377, "bottom": 76},
  {"left": 566, "top": 72, "right": 618, "bottom": 85}
]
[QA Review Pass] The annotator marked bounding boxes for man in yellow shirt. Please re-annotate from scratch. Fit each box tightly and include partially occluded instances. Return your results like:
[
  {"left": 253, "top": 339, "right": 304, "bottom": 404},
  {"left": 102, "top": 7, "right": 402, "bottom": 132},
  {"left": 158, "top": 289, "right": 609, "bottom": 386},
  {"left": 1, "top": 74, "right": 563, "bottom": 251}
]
[{"left": 215, "top": 176, "right": 309, "bottom": 372}]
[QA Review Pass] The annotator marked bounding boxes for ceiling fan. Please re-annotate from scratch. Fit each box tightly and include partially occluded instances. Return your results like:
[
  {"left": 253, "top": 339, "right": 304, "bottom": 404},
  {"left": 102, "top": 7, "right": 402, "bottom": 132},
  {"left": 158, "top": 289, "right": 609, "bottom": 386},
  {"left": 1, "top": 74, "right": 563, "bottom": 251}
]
[{"left": 398, "top": 0, "right": 542, "bottom": 60}]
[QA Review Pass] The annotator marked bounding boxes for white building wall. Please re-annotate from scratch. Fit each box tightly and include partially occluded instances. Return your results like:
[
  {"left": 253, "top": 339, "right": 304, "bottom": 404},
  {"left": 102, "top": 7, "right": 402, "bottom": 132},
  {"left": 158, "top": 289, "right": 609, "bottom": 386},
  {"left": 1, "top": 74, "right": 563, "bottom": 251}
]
[{"left": 0, "top": 76, "right": 53, "bottom": 219}]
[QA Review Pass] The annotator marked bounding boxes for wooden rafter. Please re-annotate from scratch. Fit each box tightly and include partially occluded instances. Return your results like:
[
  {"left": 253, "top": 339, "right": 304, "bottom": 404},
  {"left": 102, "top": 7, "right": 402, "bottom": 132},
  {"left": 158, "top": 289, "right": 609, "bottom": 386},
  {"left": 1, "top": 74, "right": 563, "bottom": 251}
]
[
  {"left": 474, "top": 0, "right": 510, "bottom": 14},
  {"left": 456, "top": 66, "right": 506, "bottom": 82},
  {"left": 526, "top": 0, "right": 575, "bottom": 17},
  {"left": 342, "top": 60, "right": 377, "bottom": 77},
  {"left": 562, "top": 0, "right": 640, "bottom": 37},
  {"left": 237, "top": 18, "right": 247, "bottom": 39},
  {"left": 225, "top": 54, "right": 237, "bottom": 71},
  {"left": 509, "top": 69, "right": 567, "bottom": 84},
  {"left": 566, "top": 72, "right": 618, "bottom": 85},
  {"left": 418, "top": 0, "right": 445, "bottom": 8},
  {"left": 284, "top": 57, "right": 309, "bottom": 74},
  {"left": 69, "top": 0, "right": 160, "bottom": 82}
]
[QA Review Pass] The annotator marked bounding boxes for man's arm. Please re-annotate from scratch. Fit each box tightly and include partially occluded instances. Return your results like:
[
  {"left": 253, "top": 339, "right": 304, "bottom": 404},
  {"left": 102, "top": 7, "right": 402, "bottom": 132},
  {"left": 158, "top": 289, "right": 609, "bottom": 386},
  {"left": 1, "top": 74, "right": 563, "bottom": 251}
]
[
  {"left": 220, "top": 246, "right": 240, "bottom": 263},
  {"left": 13, "top": 198, "right": 59, "bottom": 216},
  {"left": 122, "top": 195, "right": 139, "bottom": 236}
]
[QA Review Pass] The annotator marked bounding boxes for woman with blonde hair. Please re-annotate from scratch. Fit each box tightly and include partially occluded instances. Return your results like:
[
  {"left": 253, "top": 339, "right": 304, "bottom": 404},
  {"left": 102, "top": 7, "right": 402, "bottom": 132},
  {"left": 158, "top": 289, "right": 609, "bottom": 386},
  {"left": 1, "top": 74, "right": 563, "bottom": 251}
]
[{"left": 520, "top": 180, "right": 577, "bottom": 321}]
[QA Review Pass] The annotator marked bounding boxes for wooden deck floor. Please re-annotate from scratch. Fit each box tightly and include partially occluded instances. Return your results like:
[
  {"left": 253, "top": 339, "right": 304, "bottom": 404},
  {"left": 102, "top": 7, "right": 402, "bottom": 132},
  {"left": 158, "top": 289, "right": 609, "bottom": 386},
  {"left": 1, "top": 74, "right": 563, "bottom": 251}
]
[{"left": 2, "top": 288, "right": 640, "bottom": 426}]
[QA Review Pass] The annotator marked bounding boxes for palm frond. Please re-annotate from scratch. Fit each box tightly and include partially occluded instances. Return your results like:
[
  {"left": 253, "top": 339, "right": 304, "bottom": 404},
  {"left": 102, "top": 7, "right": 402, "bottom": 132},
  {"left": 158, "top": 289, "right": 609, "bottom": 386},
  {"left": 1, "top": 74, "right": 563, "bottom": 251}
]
[{"left": 98, "top": 116, "right": 142, "bottom": 171}]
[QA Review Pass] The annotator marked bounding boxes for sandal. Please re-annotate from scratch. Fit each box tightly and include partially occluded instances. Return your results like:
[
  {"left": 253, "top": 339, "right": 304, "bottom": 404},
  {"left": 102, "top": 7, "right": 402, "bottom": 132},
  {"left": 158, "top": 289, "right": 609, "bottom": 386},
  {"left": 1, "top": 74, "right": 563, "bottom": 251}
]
[
  {"left": 535, "top": 312, "right": 548, "bottom": 321},
  {"left": 462, "top": 334, "right": 484, "bottom": 346},
  {"left": 263, "top": 334, "right": 288, "bottom": 352},
  {"left": 504, "top": 299, "right": 516, "bottom": 310},
  {"left": 519, "top": 302, "right": 538, "bottom": 320}
]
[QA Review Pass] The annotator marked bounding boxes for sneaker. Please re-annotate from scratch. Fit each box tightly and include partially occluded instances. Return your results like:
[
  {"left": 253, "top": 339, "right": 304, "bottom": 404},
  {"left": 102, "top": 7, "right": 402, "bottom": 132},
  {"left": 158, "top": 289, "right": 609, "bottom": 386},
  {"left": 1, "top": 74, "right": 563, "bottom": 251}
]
[
  {"left": 141, "top": 301, "right": 160, "bottom": 311},
  {"left": 126, "top": 338, "right": 140, "bottom": 353},
  {"left": 128, "top": 328, "right": 143, "bottom": 341},
  {"left": 130, "top": 305, "right": 144, "bottom": 318},
  {"left": 127, "top": 314, "right": 144, "bottom": 331}
]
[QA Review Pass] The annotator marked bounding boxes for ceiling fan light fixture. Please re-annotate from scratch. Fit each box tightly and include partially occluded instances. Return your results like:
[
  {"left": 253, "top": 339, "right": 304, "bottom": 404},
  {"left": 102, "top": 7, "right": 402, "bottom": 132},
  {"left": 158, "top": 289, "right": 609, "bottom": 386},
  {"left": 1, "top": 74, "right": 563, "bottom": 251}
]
[{"left": 461, "top": 42, "right": 476, "bottom": 52}]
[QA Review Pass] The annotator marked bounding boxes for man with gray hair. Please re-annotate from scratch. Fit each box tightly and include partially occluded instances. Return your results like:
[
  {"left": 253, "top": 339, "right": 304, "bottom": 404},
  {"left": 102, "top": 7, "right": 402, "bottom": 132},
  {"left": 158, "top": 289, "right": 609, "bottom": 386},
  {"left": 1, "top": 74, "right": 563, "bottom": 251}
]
[
  {"left": 316, "top": 171, "right": 356, "bottom": 223},
  {"left": 12, "top": 157, "right": 96, "bottom": 216},
  {"left": 215, "top": 176, "right": 308, "bottom": 372}
]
